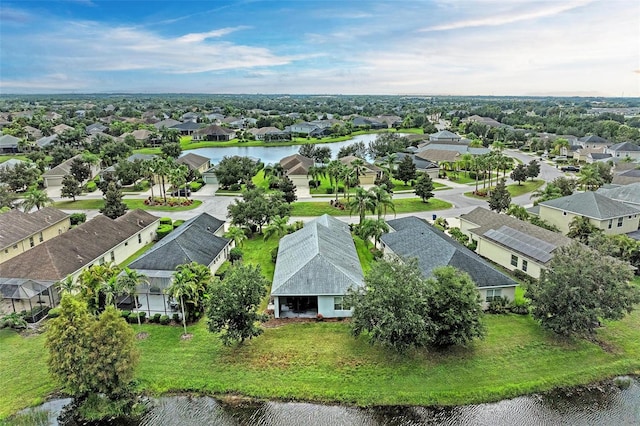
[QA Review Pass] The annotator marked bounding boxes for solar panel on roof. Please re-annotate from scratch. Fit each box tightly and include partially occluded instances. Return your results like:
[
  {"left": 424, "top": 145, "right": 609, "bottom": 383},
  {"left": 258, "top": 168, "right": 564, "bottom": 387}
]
[{"left": 484, "top": 226, "right": 556, "bottom": 264}]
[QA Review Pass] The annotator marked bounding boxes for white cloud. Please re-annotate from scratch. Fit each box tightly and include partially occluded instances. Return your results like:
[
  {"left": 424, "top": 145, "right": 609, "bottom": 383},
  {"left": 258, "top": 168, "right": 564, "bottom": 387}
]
[
  {"left": 421, "top": 0, "right": 595, "bottom": 31},
  {"left": 176, "top": 26, "right": 249, "bottom": 43}
]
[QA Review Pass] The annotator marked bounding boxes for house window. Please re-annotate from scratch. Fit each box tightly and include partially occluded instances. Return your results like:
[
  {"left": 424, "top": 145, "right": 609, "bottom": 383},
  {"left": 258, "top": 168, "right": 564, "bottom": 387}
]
[
  {"left": 29, "top": 237, "right": 34, "bottom": 248},
  {"left": 138, "top": 234, "right": 142, "bottom": 244},
  {"left": 617, "top": 217, "right": 623, "bottom": 227},
  {"left": 39, "top": 232, "right": 44, "bottom": 242},
  {"left": 510, "top": 254, "right": 518, "bottom": 267},
  {"left": 334, "top": 296, "right": 345, "bottom": 311},
  {"left": 522, "top": 260, "right": 528, "bottom": 272},
  {"left": 608, "top": 219, "right": 613, "bottom": 229},
  {"left": 486, "top": 289, "right": 502, "bottom": 302}
]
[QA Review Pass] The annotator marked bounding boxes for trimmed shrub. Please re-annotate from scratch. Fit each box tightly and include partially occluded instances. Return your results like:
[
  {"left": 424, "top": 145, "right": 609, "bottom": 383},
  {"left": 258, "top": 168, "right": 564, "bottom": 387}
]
[
  {"left": 156, "top": 224, "right": 173, "bottom": 240},
  {"left": 159, "top": 217, "right": 172, "bottom": 225},
  {"left": 69, "top": 213, "right": 87, "bottom": 226},
  {"left": 173, "top": 220, "right": 185, "bottom": 229},
  {"left": 159, "top": 315, "right": 170, "bottom": 325},
  {"left": 229, "top": 183, "right": 242, "bottom": 191},
  {"left": 120, "top": 310, "right": 131, "bottom": 318},
  {"left": 271, "top": 246, "right": 279, "bottom": 263},
  {"left": 151, "top": 313, "right": 162, "bottom": 324},
  {"left": 47, "top": 307, "right": 61, "bottom": 318},
  {"left": 189, "top": 181, "right": 203, "bottom": 192},
  {"left": 85, "top": 181, "right": 97, "bottom": 192},
  {"left": 509, "top": 299, "right": 530, "bottom": 315},
  {"left": 172, "top": 313, "right": 180, "bottom": 323},
  {"left": 229, "top": 247, "right": 243, "bottom": 263}
]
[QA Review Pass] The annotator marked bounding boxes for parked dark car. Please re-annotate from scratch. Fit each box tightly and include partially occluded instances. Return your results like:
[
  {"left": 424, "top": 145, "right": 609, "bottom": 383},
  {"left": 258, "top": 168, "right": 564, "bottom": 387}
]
[
  {"left": 171, "top": 188, "right": 191, "bottom": 197},
  {"left": 560, "top": 165, "right": 580, "bottom": 172}
]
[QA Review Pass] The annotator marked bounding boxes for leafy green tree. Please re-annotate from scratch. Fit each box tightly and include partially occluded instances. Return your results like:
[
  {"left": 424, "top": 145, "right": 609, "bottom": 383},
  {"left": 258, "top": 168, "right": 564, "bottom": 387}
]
[
  {"left": 506, "top": 204, "right": 529, "bottom": 221},
  {"left": 161, "top": 142, "right": 182, "bottom": 159},
  {"left": 21, "top": 188, "right": 52, "bottom": 212},
  {"left": 100, "top": 182, "right": 128, "bottom": 219},
  {"left": 0, "top": 185, "right": 16, "bottom": 209},
  {"left": 61, "top": 175, "right": 82, "bottom": 201},
  {"left": 227, "top": 187, "right": 291, "bottom": 233},
  {"left": 526, "top": 242, "right": 640, "bottom": 337},
  {"left": 215, "top": 155, "right": 258, "bottom": 189},
  {"left": 206, "top": 264, "right": 268, "bottom": 345},
  {"left": 531, "top": 183, "right": 563, "bottom": 205},
  {"left": 551, "top": 176, "right": 576, "bottom": 196},
  {"left": 86, "top": 306, "right": 139, "bottom": 398},
  {"left": 347, "top": 258, "right": 435, "bottom": 353},
  {"left": 298, "top": 143, "right": 316, "bottom": 158},
  {"left": 509, "top": 164, "right": 527, "bottom": 185},
  {"left": 488, "top": 179, "right": 511, "bottom": 213},
  {"left": 526, "top": 160, "right": 541, "bottom": 181},
  {"left": 278, "top": 176, "right": 297, "bottom": 203},
  {"left": 100, "top": 141, "right": 132, "bottom": 166},
  {"left": 70, "top": 158, "right": 91, "bottom": 183},
  {"left": 0, "top": 161, "right": 41, "bottom": 192},
  {"left": 45, "top": 296, "right": 94, "bottom": 397},
  {"left": 428, "top": 266, "right": 485, "bottom": 347},
  {"left": 588, "top": 233, "right": 640, "bottom": 273},
  {"left": 414, "top": 172, "right": 435, "bottom": 202},
  {"left": 394, "top": 155, "right": 417, "bottom": 185}
]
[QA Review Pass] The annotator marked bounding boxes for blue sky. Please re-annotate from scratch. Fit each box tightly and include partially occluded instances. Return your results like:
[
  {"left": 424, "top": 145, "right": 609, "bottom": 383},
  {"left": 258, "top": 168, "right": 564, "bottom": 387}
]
[{"left": 1, "top": 0, "right": 638, "bottom": 96}]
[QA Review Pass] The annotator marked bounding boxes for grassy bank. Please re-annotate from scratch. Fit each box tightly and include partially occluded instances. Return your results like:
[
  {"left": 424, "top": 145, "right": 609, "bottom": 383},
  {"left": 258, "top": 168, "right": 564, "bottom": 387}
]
[
  {"left": 290, "top": 198, "right": 452, "bottom": 216},
  {"left": 2, "top": 309, "right": 640, "bottom": 418},
  {"left": 464, "top": 179, "right": 545, "bottom": 200},
  {"left": 53, "top": 198, "right": 202, "bottom": 212}
]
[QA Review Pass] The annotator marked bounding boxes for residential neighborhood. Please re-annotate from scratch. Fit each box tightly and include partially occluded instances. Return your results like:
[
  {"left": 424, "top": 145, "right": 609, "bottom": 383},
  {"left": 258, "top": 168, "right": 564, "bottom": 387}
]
[{"left": 1, "top": 94, "right": 640, "bottom": 423}]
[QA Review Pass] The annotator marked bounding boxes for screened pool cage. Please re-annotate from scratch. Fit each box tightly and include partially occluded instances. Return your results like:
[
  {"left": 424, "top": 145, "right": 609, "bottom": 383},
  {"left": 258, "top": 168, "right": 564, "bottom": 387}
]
[{"left": 0, "top": 278, "right": 58, "bottom": 322}]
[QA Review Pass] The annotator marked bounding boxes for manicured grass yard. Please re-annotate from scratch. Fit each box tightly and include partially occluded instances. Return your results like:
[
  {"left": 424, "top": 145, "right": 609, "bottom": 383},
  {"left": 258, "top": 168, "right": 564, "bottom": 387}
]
[
  {"left": 3, "top": 308, "right": 640, "bottom": 418},
  {"left": 290, "top": 198, "right": 452, "bottom": 216},
  {"left": 507, "top": 179, "right": 545, "bottom": 197},
  {"left": 53, "top": 198, "right": 202, "bottom": 212}
]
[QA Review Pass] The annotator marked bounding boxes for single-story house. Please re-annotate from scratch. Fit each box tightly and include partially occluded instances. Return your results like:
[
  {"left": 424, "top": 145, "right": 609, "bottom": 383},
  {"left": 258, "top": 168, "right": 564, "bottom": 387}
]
[
  {"left": 86, "top": 123, "right": 108, "bottom": 134},
  {"left": 352, "top": 117, "right": 388, "bottom": 129},
  {"left": 389, "top": 153, "right": 439, "bottom": 179},
  {"left": 52, "top": 124, "right": 74, "bottom": 135},
  {"left": 429, "top": 130, "right": 462, "bottom": 143},
  {"left": 612, "top": 168, "right": 640, "bottom": 185},
  {"left": 0, "top": 210, "right": 159, "bottom": 313},
  {"left": 0, "top": 207, "right": 71, "bottom": 265},
  {"left": 537, "top": 191, "right": 640, "bottom": 235},
  {"left": 36, "top": 134, "right": 58, "bottom": 149},
  {"left": 153, "top": 119, "right": 181, "bottom": 130},
  {"left": 249, "top": 127, "right": 291, "bottom": 142},
  {"left": 171, "top": 121, "right": 201, "bottom": 136},
  {"left": 459, "top": 207, "right": 574, "bottom": 279},
  {"left": 587, "top": 152, "right": 613, "bottom": 163},
  {"left": 128, "top": 213, "right": 231, "bottom": 316},
  {"left": 596, "top": 182, "right": 640, "bottom": 208},
  {"left": 192, "top": 125, "right": 236, "bottom": 141},
  {"left": 380, "top": 216, "right": 518, "bottom": 308},
  {"left": 573, "top": 146, "right": 606, "bottom": 163},
  {"left": 177, "top": 153, "right": 211, "bottom": 174},
  {"left": 271, "top": 214, "right": 364, "bottom": 318},
  {"left": 339, "top": 155, "right": 383, "bottom": 185},
  {"left": 280, "top": 153, "right": 314, "bottom": 189},
  {"left": 43, "top": 154, "right": 100, "bottom": 187},
  {"left": 0, "top": 134, "right": 21, "bottom": 153}
]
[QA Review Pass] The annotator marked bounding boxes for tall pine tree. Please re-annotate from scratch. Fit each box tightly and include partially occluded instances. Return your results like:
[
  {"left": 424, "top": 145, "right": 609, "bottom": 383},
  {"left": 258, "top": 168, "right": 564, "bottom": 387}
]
[{"left": 100, "top": 181, "right": 128, "bottom": 219}]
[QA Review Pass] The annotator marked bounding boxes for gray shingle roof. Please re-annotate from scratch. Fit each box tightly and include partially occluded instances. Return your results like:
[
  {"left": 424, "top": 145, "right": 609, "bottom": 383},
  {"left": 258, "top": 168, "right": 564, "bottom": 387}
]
[
  {"left": 539, "top": 191, "right": 640, "bottom": 220},
  {"left": 271, "top": 215, "right": 363, "bottom": 296},
  {"left": 609, "top": 142, "right": 640, "bottom": 152},
  {"left": 381, "top": 216, "right": 516, "bottom": 289},
  {"left": 177, "top": 153, "right": 210, "bottom": 170},
  {"left": 129, "top": 213, "right": 228, "bottom": 271},
  {"left": 579, "top": 135, "right": 609, "bottom": 144},
  {"left": 597, "top": 182, "right": 640, "bottom": 206},
  {"left": 0, "top": 207, "right": 70, "bottom": 250},
  {"left": 0, "top": 134, "right": 20, "bottom": 148}
]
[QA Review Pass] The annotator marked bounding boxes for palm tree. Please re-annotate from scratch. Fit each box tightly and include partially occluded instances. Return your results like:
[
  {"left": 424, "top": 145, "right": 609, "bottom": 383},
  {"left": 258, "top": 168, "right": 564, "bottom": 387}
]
[
  {"left": 553, "top": 138, "right": 570, "bottom": 156},
  {"left": 578, "top": 167, "right": 603, "bottom": 191},
  {"left": 368, "top": 185, "right": 395, "bottom": 219},
  {"left": 169, "top": 164, "right": 189, "bottom": 201},
  {"left": 506, "top": 204, "right": 530, "bottom": 221},
  {"left": 460, "top": 152, "right": 474, "bottom": 177},
  {"left": 358, "top": 218, "right": 389, "bottom": 249},
  {"left": 342, "top": 167, "right": 357, "bottom": 201},
  {"left": 100, "top": 275, "right": 124, "bottom": 308},
  {"left": 167, "top": 267, "right": 197, "bottom": 336},
  {"left": 54, "top": 275, "right": 79, "bottom": 296},
  {"left": 531, "top": 184, "right": 563, "bottom": 204},
  {"left": 349, "top": 187, "right": 376, "bottom": 225},
  {"left": 326, "top": 160, "right": 343, "bottom": 202},
  {"left": 117, "top": 268, "right": 149, "bottom": 325},
  {"left": 349, "top": 157, "right": 367, "bottom": 184},
  {"left": 491, "top": 140, "right": 506, "bottom": 152},
  {"left": 141, "top": 159, "right": 156, "bottom": 200},
  {"left": 21, "top": 188, "right": 52, "bottom": 212},
  {"left": 224, "top": 226, "right": 248, "bottom": 247},
  {"left": 384, "top": 153, "right": 397, "bottom": 175},
  {"left": 263, "top": 215, "right": 290, "bottom": 241}
]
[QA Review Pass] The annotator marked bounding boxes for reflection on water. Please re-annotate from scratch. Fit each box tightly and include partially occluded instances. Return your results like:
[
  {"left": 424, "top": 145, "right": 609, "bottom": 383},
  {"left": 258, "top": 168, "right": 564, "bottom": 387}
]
[{"left": 19, "top": 377, "right": 640, "bottom": 426}]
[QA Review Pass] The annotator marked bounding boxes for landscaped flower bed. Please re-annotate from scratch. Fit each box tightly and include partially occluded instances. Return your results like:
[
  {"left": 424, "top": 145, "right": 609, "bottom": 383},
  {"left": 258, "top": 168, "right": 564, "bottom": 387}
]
[{"left": 143, "top": 197, "right": 194, "bottom": 207}]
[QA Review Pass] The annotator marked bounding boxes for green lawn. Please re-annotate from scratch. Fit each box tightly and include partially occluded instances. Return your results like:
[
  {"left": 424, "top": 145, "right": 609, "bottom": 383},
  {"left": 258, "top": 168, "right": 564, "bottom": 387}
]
[
  {"left": 0, "top": 155, "right": 28, "bottom": 164},
  {"left": 507, "top": 179, "right": 545, "bottom": 197},
  {"left": 53, "top": 198, "right": 202, "bottom": 212},
  {"left": 3, "top": 308, "right": 640, "bottom": 418},
  {"left": 290, "top": 198, "right": 452, "bottom": 216},
  {"left": 119, "top": 243, "right": 154, "bottom": 267},
  {"left": 354, "top": 236, "right": 375, "bottom": 274}
]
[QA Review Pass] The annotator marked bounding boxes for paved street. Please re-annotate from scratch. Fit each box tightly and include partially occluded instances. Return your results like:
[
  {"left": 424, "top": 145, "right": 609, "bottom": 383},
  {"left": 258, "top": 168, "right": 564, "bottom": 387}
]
[{"left": 48, "top": 149, "right": 566, "bottom": 226}]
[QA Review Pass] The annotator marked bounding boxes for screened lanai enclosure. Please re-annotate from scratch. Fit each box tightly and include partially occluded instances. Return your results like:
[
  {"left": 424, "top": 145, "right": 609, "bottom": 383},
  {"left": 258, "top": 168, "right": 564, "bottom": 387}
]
[
  {"left": 129, "top": 270, "right": 181, "bottom": 318},
  {"left": 0, "top": 278, "right": 58, "bottom": 322}
]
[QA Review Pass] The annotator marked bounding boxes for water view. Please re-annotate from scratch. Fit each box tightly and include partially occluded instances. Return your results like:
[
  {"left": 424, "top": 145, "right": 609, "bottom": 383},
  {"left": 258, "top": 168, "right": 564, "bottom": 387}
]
[
  {"left": 22, "top": 377, "right": 640, "bottom": 426},
  {"left": 186, "top": 133, "right": 397, "bottom": 164}
]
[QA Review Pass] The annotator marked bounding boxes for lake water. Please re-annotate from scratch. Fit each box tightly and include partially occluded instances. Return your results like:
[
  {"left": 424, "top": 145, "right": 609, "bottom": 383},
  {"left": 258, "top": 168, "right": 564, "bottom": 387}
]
[
  {"left": 185, "top": 133, "right": 396, "bottom": 164},
  {"left": 20, "top": 376, "right": 640, "bottom": 425}
]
